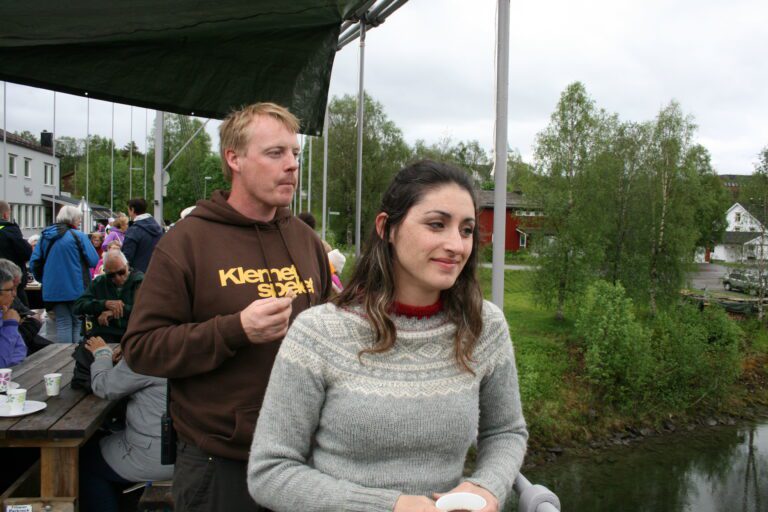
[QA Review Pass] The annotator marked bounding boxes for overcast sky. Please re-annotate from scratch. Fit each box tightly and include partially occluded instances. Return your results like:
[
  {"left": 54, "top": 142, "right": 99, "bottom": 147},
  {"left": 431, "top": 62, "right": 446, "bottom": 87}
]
[{"left": 2, "top": 0, "right": 766, "bottom": 175}]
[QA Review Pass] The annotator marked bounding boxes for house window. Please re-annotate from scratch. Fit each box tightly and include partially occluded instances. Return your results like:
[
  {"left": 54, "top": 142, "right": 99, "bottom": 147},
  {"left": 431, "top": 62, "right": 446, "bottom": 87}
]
[
  {"left": 519, "top": 232, "right": 527, "bottom": 248},
  {"left": 8, "top": 154, "right": 16, "bottom": 176},
  {"left": 24, "top": 206, "right": 31, "bottom": 228},
  {"left": 23, "top": 159, "right": 31, "bottom": 179},
  {"left": 44, "top": 163, "right": 54, "bottom": 186},
  {"left": 735, "top": 212, "right": 742, "bottom": 223}
]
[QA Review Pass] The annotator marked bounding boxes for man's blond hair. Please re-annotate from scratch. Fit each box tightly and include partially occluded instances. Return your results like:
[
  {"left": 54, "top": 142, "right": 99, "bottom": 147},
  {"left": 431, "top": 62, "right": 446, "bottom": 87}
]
[{"left": 219, "top": 103, "right": 300, "bottom": 181}]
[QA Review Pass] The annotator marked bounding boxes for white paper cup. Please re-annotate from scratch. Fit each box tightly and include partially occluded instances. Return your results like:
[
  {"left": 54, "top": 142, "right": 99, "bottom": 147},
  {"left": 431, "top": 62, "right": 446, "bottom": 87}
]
[
  {"left": 0, "top": 368, "right": 11, "bottom": 393},
  {"left": 436, "top": 492, "right": 487, "bottom": 511},
  {"left": 7, "top": 388, "right": 26, "bottom": 414},
  {"left": 44, "top": 373, "right": 62, "bottom": 397}
]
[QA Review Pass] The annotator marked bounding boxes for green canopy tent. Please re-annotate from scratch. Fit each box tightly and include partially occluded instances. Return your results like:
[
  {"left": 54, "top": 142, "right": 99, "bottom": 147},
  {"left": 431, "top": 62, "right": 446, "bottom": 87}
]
[{"left": 0, "top": 0, "right": 371, "bottom": 134}]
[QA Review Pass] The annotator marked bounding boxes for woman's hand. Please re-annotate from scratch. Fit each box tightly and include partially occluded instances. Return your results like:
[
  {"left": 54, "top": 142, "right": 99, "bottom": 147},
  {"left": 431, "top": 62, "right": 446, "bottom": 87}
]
[
  {"left": 4, "top": 308, "right": 21, "bottom": 322},
  {"left": 84, "top": 336, "right": 108, "bottom": 353},
  {"left": 393, "top": 495, "right": 442, "bottom": 512},
  {"left": 433, "top": 482, "right": 499, "bottom": 512}
]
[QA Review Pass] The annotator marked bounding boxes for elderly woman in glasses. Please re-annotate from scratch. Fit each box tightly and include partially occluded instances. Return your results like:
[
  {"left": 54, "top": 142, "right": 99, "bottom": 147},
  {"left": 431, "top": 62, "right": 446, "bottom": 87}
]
[
  {"left": 74, "top": 250, "right": 144, "bottom": 344},
  {"left": 0, "top": 266, "right": 26, "bottom": 367}
]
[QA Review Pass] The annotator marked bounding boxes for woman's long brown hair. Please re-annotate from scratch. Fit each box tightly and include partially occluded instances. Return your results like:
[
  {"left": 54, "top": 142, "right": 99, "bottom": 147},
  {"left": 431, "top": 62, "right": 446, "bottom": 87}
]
[{"left": 334, "top": 160, "right": 484, "bottom": 372}]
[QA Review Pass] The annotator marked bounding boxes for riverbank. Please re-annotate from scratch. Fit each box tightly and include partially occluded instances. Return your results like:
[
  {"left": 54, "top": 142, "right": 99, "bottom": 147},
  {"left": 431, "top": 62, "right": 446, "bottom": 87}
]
[{"left": 477, "top": 268, "right": 768, "bottom": 469}]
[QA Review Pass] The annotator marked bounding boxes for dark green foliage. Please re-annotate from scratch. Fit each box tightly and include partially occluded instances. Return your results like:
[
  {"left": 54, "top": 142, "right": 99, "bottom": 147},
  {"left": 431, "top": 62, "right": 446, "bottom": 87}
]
[
  {"left": 302, "top": 93, "right": 412, "bottom": 247},
  {"left": 574, "top": 281, "right": 652, "bottom": 409},
  {"left": 649, "top": 304, "right": 742, "bottom": 408},
  {"left": 575, "top": 281, "right": 742, "bottom": 411}
]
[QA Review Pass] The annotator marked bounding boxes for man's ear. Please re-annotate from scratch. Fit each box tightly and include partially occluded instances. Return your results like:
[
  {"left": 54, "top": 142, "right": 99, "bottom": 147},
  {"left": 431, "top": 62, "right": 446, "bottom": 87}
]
[
  {"left": 224, "top": 148, "right": 240, "bottom": 176},
  {"left": 374, "top": 213, "right": 389, "bottom": 240}
]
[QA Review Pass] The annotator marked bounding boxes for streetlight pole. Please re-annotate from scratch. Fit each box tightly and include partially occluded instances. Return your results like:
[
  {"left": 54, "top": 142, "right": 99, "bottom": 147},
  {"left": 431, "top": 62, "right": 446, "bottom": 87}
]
[{"left": 204, "top": 176, "right": 212, "bottom": 199}]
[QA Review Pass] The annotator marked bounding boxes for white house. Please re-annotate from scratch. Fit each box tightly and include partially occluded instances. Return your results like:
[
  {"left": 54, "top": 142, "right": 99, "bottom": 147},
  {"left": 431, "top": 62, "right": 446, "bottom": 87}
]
[
  {"left": 1, "top": 129, "right": 60, "bottom": 237},
  {"left": 711, "top": 203, "right": 768, "bottom": 262}
]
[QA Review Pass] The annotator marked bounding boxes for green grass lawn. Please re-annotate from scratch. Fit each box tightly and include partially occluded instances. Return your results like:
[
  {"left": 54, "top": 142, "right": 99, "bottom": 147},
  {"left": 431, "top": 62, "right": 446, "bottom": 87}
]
[{"left": 478, "top": 268, "right": 582, "bottom": 447}]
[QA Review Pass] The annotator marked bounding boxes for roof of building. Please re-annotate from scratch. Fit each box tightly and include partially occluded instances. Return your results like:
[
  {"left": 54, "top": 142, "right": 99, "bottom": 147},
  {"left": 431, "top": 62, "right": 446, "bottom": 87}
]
[
  {"left": 476, "top": 189, "right": 536, "bottom": 209},
  {"left": 0, "top": 128, "right": 56, "bottom": 157},
  {"left": 722, "top": 231, "right": 761, "bottom": 245}
]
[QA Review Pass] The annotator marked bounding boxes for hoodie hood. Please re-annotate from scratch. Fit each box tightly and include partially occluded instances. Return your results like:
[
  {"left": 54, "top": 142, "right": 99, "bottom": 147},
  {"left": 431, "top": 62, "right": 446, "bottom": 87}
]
[
  {"left": 41, "top": 222, "right": 71, "bottom": 241},
  {"left": 188, "top": 190, "right": 292, "bottom": 228},
  {"left": 133, "top": 217, "right": 164, "bottom": 237}
]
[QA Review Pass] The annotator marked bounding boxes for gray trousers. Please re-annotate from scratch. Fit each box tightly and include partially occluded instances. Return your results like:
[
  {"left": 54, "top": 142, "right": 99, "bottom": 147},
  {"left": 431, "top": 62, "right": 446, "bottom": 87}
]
[{"left": 173, "top": 440, "right": 269, "bottom": 512}]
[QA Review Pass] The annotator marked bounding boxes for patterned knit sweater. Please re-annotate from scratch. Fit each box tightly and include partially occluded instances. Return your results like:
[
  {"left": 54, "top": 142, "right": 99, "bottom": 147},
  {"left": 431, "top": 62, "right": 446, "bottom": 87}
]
[{"left": 247, "top": 300, "right": 528, "bottom": 512}]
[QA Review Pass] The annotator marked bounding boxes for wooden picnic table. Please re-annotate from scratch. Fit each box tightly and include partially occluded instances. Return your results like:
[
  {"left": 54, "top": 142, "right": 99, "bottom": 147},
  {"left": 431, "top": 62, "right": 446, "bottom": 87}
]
[{"left": 0, "top": 343, "right": 121, "bottom": 505}]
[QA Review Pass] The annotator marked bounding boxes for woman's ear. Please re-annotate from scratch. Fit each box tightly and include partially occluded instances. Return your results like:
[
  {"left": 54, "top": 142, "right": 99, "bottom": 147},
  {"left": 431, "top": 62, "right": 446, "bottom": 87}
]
[{"left": 374, "top": 213, "right": 389, "bottom": 240}]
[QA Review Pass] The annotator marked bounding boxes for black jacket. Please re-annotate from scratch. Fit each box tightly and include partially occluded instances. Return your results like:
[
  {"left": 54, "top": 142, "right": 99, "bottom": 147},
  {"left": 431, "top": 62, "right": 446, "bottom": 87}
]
[
  {"left": 0, "top": 219, "right": 32, "bottom": 278},
  {"left": 123, "top": 216, "right": 163, "bottom": 273}
]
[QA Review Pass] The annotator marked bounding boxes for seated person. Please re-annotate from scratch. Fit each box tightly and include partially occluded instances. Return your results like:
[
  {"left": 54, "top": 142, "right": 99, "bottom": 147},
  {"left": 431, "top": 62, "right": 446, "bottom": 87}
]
[
  {"left": 93, "top": 240, "right": 122, "bottom": 277},
  {"left": 0, "top": 259, "right": 48, "bottom": 354},
  {"left": 79, "top": 336, "right": 172, "bottom": 512},
  {"left": 74, "top": 250, "right": 143, "bottom": 344},
  {"left": 0, "top": 266, "right": 26, "bottom": 367}
]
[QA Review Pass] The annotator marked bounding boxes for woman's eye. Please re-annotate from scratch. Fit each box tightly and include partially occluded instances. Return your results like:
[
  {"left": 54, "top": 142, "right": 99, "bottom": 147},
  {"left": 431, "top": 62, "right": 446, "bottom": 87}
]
[
  {"left": 429, "top": 222, "right": 444, "bottom": 229},
  {"left": 461, "top": 227, "right": 475, "bottom": 237}
]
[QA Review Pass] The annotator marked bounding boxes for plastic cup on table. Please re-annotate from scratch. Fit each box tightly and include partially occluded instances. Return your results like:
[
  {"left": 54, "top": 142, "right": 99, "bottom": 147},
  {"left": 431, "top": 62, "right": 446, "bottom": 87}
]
[
  {"left": 7, "top": 388, "right": 26, "bottom": 414},
  {"left": 0, "top": 368, "right": 11, "bottom": 393},
  {"left": 44, "top": 373, "right": 62, "bottom": 396}
]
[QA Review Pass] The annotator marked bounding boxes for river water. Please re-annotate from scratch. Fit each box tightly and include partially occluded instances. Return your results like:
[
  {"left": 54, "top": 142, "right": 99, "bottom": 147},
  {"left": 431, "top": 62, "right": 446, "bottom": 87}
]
[{"left": 507, "top": 421, "right": 768, "bottom": 512}]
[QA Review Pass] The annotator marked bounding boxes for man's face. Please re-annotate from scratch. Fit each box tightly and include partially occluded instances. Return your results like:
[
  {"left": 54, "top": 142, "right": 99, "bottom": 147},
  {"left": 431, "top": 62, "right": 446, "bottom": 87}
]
[
  {"left": 103, "top": 258, "right": 130, "bottom": 287},
  {"left": 226, "top": 116, "right": 300, "bottom": 212},
  {"left": 128, "top": 207, "right": 136, "bottom": 220}
]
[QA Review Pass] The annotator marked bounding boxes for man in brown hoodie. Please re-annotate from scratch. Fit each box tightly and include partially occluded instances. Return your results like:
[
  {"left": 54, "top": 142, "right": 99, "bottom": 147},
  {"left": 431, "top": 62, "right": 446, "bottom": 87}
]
[{"left": 122, "top": 103, "right": 331, "bottom": 512}]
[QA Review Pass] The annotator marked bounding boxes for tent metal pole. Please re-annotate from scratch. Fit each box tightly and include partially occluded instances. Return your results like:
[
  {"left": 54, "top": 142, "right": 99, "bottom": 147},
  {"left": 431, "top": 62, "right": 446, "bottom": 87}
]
[
  {"left": 53, "top": 92, "right": 57, "bottom": 160},
  {"left": 86, "top": 95, "right": 90, "bottom": 206},
  {"left": 322, "top": 105, "right": 329, "bottom": 241},
  {"left": 154, "top": 111, "right": 164, "bottom": 226},
  {"left": 354, "top": 20, "right": 366, "bottom": 258},
  {"left": 491, "top": 0, "right": 510, "bottom": 309},
  {"left": 2, "top": 82, "right": 6, "bottom": 202},
  {"left": 162, "top": 119, "right": 210, "bottom": 173},
  {"left": 144, "top": 108, "right": 148, "bottom": 197},
  {"left": 298, "top": 135, "right": 303, "bottom": 213},
  {"left": 110, "top": 103, "right": 115, "bottom": 212},
  {"left": 308, "top": 136, "right": 313, "bottom": 213},
  {"left": 129, "top": 106, "right": 133, "bottom": 198}
]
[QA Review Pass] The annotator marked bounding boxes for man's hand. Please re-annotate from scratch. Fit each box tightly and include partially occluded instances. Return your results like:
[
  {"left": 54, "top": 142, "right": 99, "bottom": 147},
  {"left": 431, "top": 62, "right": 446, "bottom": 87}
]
[
  {"left": 98, "top": 310, "right": 114, "bottom": 326},
  {"left": 104, "top": 300, "right": 125, "bottom": 319},
  {"left": 3, "top": 308, "right": 20, "bottom": 322},
  {"left": 240, "top": 297, "right": 293, "bottom": 344},
  {"left": 393, "top": 495, "right": 441, "bottom": 512},
  {"left": 433, "top": 482, "right": 498, "bottom": 512},
  {"left": 85, "top": 336, "right": 109, "bottom": 354}
]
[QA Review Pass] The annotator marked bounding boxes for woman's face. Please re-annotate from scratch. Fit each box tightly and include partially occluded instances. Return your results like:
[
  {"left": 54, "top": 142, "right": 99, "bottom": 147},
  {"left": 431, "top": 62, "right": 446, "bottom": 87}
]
[
  {"left": 91, "top": 235, "right": 103, "bottom": 249},
  {"left": 0, "top": 280, "right": 15, "bottom": 308},
  {"left": 384, "top": 183, "right": 476, "bottom": 306}
]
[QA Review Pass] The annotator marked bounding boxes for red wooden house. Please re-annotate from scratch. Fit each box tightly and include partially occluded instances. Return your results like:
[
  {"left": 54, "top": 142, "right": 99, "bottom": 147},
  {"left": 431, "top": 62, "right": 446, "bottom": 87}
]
[{"left": 476, "top": 189, "right": 544, "bottom": 251}]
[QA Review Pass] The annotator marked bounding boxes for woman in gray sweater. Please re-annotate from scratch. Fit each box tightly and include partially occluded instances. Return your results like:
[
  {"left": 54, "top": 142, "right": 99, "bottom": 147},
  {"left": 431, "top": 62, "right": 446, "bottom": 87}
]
[
  {"left": 248, "top": 161, "right": 528, "bottom": 512},
  {"left": 79, "top": 336, "right": 174, "bottom": 512}
]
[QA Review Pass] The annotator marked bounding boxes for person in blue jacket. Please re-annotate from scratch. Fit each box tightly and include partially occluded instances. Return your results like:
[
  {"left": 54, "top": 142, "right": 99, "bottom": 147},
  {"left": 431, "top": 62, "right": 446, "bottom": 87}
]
[
  {"left": 29, "top": 205, "right": 99, "bottom": 343},
  {"left": 123, "top": 198, "right": 163, "bottom": 273},
  {"left": 0, "top": 266, "right": 26, "bottom": 367}
]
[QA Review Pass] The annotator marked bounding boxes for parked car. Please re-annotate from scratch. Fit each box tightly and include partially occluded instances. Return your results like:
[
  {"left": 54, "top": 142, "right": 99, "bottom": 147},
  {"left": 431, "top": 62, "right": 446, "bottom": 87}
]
[{"left": 722, "top": 269, "right": 767, "bottom": 295}]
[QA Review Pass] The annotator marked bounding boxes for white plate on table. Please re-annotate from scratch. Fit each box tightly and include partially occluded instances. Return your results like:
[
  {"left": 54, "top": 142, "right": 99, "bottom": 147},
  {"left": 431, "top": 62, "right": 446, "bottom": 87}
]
[{"left": 0, "top": 400, "right": 47, "bottom": 418}]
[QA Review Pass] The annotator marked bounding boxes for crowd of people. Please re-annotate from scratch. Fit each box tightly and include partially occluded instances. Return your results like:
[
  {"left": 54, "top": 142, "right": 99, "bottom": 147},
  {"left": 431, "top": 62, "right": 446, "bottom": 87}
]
[{"left": 0, "top": 102, "right": 527, "bottom": 512}]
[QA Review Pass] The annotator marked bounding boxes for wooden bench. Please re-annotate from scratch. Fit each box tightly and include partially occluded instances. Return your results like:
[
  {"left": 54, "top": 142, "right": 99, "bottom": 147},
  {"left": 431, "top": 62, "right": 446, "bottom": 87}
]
[{"left": 137, "top": 481, "right": 173, "bottom": 511}]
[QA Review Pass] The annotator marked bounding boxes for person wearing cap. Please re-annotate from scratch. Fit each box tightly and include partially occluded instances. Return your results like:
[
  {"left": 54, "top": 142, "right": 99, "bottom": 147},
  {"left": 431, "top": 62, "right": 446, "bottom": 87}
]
[{"left": 74, "top": 250, "right": 143, "bottom": 344}]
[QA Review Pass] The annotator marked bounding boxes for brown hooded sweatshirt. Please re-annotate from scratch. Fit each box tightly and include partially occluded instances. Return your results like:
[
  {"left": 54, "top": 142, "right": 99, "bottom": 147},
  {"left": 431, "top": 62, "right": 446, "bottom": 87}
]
[{"left": 122, "top": 190, "right": 331, "bottom": 460}]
